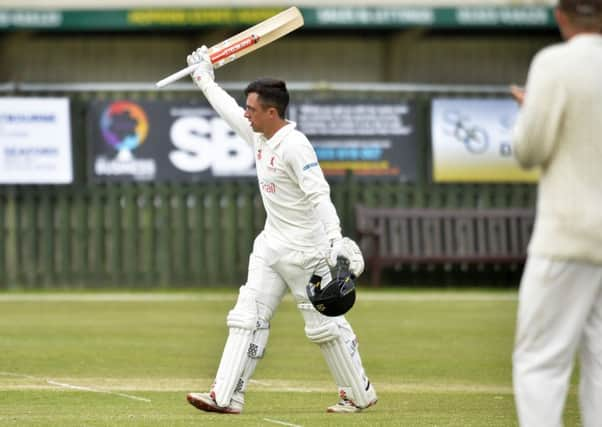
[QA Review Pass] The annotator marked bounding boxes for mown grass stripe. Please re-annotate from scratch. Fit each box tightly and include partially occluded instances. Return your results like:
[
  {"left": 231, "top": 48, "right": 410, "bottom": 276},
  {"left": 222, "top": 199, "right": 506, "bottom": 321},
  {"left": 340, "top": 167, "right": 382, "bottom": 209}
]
[{"left": 0, "top": 291, "right": 517, "bottom": 303}]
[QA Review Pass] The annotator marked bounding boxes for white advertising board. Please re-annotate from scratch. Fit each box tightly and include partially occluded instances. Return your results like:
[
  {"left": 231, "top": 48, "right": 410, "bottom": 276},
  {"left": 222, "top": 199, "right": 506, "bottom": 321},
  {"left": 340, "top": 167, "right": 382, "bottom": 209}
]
[
  {"left": 0, "top": 97, "right": 73, "bottom": 184},
  {"left": 431, "top": 98, "right": 539, "bottom": 182}
]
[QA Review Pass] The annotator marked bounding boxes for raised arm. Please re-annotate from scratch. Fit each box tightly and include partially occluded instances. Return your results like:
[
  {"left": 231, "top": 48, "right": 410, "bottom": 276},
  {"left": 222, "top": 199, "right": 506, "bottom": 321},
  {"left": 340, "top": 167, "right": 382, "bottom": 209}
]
[{"left": 187, "top": 47, "right": 254, "bottom": 145}]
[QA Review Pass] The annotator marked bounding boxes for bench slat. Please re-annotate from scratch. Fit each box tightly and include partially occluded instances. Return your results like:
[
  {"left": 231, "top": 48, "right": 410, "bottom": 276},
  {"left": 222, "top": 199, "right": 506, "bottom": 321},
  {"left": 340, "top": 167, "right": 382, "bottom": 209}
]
[{"left": 356, "top": 205, "right": 534, "bottom": 286}]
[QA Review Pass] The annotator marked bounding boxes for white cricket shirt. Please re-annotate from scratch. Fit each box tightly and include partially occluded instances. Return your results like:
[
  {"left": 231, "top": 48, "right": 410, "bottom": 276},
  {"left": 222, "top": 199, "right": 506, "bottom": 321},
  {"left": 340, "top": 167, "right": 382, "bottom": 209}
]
[
  {"left": 199, "top": 80, "right": 342, "bottom": 251},
  {"left": 512, "top": 34, "right": 602, "bottom": 264}
]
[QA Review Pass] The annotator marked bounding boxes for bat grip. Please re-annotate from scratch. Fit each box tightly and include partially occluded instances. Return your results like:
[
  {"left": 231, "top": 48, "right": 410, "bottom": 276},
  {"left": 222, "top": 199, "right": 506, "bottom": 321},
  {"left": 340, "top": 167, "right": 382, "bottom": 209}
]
[{"left": 155, "top": 64, "right": 199, "bottom": 88}]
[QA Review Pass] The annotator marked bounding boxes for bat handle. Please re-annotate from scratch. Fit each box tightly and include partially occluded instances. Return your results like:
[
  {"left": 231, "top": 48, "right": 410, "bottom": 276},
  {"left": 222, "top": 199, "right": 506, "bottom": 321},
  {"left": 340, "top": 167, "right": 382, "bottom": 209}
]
[{"left": 155, "top": 64, "right": 199, "bottom": 88}]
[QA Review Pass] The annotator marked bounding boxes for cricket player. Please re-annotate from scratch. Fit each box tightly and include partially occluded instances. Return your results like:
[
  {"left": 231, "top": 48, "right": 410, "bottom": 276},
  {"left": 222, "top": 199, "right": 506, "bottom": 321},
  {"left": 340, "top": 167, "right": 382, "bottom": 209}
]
[
  {"left": 184, "top": 46, "right": 377, "bottom": 414},
  {"left": 511, "top": 0, "right": 602, "bottom": 426}
]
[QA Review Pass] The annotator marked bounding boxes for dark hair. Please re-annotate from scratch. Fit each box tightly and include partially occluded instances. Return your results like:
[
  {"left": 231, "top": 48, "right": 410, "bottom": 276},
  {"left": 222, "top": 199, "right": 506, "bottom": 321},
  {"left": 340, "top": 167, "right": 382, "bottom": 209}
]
[
  {"left": 558, "top": 0, "right": 602, "bottom": 30},
  {"left": 244, "top": 78, "right": 289, "bottom": 118},
  {"left": 559, "top": 0, "right": 601, "bottom": 15}
]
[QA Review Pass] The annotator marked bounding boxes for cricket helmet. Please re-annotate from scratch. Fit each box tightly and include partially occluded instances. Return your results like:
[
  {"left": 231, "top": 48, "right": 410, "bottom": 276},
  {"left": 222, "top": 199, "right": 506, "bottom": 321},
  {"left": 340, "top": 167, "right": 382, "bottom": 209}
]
[{"left": 306, "top": 256, "right": 356, "bottom": 317}]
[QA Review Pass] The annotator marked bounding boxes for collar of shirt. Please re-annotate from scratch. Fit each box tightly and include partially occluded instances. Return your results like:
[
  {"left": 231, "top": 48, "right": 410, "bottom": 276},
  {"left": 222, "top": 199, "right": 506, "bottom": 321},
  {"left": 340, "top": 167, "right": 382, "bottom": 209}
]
[
  {"left": 569, "top": 33, "right": 602, "bottom": 46},
  {"left": 259, "top": 121, "right": 297, "bottom": 150}
]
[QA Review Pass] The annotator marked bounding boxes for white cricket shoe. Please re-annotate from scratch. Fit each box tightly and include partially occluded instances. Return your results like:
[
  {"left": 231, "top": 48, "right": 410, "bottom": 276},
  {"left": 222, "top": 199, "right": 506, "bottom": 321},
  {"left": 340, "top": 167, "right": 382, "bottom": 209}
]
[
  {"left": 327, "top": 382, "right": 378, "bottom": 413},
  {"left": 186, "top": 392, "right": 242, "bottom": 414},
  {"left": 327, "top": 399, "right": 363, "bottom": 413},
  {"left": 327, "top": 397, "right": 377, "bottom": 413}
]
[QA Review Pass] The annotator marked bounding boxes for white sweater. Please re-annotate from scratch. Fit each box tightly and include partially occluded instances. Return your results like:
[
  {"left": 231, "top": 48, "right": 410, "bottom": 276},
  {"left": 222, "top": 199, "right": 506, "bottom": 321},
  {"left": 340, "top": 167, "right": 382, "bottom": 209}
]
[
  {"left": 198, "top": 79, "right": 341, "bottom": 252},
  {"left": 512, "top": 34, "right": 602, "bottom": 264}
]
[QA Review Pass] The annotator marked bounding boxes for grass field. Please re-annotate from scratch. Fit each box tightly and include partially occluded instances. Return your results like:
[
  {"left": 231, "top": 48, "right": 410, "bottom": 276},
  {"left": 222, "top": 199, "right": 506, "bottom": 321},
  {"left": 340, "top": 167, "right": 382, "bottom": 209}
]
[{"left": 0, "top": 289, "right": 581, "bottom": 426}]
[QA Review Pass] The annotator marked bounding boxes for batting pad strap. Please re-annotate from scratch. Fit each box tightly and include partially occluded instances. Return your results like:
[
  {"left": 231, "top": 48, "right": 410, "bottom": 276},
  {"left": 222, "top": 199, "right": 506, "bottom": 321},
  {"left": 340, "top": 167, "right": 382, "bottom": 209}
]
[{"left": 248, "top": 319, "right": 269, "bottom": 359}]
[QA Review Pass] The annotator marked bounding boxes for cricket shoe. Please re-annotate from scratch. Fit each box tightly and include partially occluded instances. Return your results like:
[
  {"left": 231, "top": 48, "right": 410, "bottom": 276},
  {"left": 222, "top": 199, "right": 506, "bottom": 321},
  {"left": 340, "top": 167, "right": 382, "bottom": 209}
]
[
  {"left": 327, "top": 398, "right": 372, "bottom": 413},
  {"left": 186, "top": 392, "right": 242, "bottom": 414},
  {"left": 327, "top": 385, "right": 378, "bottom": 413},
  {"left": 327, "top": 396, "right": 377, "bottom": 413}
]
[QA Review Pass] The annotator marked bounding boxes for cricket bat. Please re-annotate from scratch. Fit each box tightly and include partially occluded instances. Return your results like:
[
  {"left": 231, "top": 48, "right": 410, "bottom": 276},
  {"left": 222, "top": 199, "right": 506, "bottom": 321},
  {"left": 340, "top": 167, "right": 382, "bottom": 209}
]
[{"left": 155, "top": 7, "right": 304, "bottom": 88}]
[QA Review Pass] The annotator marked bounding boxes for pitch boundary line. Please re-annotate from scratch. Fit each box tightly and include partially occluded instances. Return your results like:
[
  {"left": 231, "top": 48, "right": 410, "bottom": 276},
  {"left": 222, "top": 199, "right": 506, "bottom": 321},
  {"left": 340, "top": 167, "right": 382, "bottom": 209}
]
[
  {"left": 47, "top": 380, "right": 151, "bottom": 402},
  {"left": 0, "top": 372, "right": 151, "bottom": 403},
  {"left": 0, "top": 291, "right": 517, "bottom": 303},
  {"left": 263, "top": 418, "right": 303, "bottom": 427},
  {"left": 1, "top": 374, "right": 514, "bottom": 395},
  {"left": 1, "top": 380, "right": 580, "bottom": 396},
  {"left": 264, "top": 418, "right": 303, "bottom": 427}
]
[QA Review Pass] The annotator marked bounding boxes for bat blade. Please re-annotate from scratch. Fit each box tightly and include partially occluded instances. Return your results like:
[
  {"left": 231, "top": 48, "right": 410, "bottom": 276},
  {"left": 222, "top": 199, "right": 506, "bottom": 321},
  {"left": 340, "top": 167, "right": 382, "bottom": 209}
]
[{"left": 156, "top": 7, "right": 304, "bottom": 88}]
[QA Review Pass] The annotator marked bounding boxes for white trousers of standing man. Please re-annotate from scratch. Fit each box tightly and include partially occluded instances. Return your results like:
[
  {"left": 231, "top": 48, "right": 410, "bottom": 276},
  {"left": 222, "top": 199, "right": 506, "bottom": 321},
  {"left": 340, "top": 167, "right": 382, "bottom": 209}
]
[{"left": 513, "top": 256, "right": 602, "bottom": 427}]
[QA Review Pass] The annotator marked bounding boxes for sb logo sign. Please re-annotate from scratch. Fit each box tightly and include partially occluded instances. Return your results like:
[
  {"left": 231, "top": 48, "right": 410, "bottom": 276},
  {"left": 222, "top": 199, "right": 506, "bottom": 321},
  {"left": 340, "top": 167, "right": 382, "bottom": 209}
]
[{"left": 169, "top": 116, "right": 255, "bottom": 175}]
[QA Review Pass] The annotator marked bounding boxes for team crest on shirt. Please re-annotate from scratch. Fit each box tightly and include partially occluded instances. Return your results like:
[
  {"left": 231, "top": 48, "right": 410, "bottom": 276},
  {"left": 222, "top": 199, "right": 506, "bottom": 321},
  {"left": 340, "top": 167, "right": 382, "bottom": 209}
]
[{"left": 257, "top": 149, "right": 262, "bottom": 160}]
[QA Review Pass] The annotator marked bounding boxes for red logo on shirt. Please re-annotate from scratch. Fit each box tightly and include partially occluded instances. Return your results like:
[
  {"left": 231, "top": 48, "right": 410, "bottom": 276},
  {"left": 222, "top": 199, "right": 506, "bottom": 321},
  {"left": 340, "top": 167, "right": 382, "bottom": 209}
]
[{"left": 260, "top": 181, "right": 276, "bottom": 193}]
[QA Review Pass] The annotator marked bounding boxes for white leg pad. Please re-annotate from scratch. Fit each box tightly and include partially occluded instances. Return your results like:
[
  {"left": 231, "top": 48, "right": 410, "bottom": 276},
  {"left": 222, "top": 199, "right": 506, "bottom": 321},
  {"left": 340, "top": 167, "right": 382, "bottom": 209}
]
[
  {"left": 230, "top": 318, "right": 270, "bottom": 408},
  {"left": 299, "top": 303, "right": 377, "bottom": 408},
  {"left": 212, "top": 287, "right": 258, "bottom": 408}
]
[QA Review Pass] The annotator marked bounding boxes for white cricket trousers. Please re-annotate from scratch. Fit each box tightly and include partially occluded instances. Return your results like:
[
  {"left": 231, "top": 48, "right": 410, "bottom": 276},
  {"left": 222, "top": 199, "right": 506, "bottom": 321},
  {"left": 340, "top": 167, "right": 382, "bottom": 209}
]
[
  {"left": 243, "top": 231, "right": 332, "bottom": 315},
  {"left": 513, "top": 256, "right": 602, "bottom": 427}
]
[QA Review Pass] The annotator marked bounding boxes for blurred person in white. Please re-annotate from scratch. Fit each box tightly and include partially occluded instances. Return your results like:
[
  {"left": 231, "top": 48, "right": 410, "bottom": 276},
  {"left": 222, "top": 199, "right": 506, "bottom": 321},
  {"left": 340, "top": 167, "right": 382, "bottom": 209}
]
[
  {"left": 511, "top": 0, "right": 602, "bottom": 426},
  {"left": 182, "top": 47, "right": 377, "bottom": 414}
]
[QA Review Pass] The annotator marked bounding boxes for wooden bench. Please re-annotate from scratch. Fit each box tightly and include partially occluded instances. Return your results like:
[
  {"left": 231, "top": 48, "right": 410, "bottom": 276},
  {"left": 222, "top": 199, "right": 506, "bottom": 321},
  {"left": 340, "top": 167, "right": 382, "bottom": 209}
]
[{"left": 355, "top": 205, "right": 535, "bottom": 286}]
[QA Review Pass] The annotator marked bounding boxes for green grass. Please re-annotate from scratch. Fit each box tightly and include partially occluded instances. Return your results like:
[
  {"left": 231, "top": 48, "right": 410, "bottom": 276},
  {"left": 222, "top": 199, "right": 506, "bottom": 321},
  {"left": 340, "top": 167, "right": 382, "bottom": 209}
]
[{"left": 0, "top": 290, "right": 581, "bottom": 426}]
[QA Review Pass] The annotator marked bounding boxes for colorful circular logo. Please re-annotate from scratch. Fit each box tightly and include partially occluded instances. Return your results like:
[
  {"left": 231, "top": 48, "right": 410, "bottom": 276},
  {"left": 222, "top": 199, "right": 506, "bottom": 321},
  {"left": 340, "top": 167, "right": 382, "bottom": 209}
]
[{"left": 100, "top": 101, "right": 149, "bottom": 151}]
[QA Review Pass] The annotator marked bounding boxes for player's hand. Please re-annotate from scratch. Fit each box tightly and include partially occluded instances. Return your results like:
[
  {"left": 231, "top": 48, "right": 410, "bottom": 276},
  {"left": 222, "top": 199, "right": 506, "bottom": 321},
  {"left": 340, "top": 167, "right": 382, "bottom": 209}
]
[
  {"left": 187, "top": 46, "right": 214, "bottom": 87},
  {"left": 328, "top": 238, "right": 344, "bottom": 268},
  {"left": 510, "top": 84, "right": 525, "bottom": 106},
  {"left": 327, "top": 237, "right": 365, "bottom": 277}
]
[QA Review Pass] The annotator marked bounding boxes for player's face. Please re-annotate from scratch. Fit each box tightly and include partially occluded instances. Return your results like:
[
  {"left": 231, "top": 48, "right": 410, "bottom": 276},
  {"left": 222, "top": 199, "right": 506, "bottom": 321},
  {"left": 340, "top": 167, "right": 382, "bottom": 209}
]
[{"left": 244, "top": 93, "right": 275, "bottom": 133}]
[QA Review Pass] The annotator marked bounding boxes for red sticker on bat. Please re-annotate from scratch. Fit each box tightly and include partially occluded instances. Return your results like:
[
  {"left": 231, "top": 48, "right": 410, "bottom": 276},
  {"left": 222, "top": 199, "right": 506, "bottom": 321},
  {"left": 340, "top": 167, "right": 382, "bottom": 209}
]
[{"left": 210, "top": 35, "right": 260, "bottom": 63}]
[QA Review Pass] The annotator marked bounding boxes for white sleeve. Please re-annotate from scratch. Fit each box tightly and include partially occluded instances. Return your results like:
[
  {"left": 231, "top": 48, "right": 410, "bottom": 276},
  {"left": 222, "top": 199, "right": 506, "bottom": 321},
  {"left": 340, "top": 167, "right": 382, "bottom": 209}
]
[
  {"left": 286, "top": 138, "right": 342, "bottom": 241},
  {"left": 512, "top": 49, "right": 566, "bottom": 169},
  {"left": 198, "top": 80, "right": 255, "bottom": 145},
  {"left": 314, "top": 197, "right": 342, "bottom": 242}
]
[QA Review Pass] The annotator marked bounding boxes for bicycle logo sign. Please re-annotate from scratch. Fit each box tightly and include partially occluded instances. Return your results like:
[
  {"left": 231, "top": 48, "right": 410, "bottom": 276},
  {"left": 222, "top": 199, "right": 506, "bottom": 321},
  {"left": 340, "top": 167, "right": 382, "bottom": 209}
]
[
  {"left": 443, "top": 110, "right": 514, "bottom": 157},
  {"left": 444, "top": 110, "right": 489, "bottom": 154}
]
